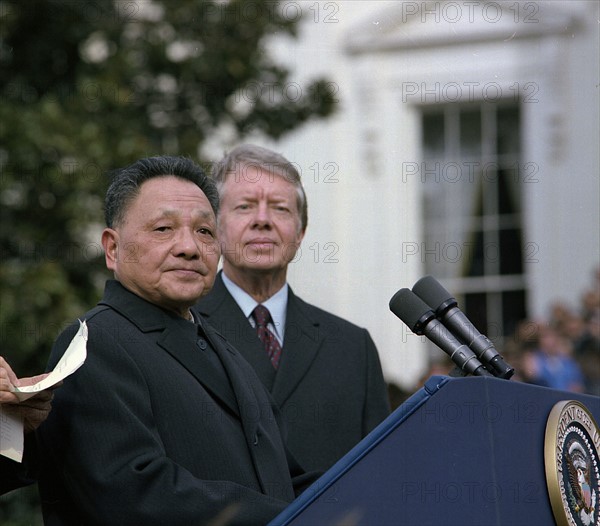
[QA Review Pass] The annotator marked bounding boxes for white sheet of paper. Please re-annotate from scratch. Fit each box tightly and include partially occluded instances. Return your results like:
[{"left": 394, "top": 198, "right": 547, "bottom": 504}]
[
  {"left": 13, "top": 319, "right": 88, "bottom": 402},
  {"left": 0, "top": 319, "right": 88, "bottom": 462},
  {"left": 0, "top": 406, "right": 24, "bottom": 462}
]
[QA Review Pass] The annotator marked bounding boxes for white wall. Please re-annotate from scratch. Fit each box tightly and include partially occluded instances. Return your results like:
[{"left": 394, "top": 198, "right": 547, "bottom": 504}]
[{"left": 522, "top": 1, "right": 600, "bottom": 317}]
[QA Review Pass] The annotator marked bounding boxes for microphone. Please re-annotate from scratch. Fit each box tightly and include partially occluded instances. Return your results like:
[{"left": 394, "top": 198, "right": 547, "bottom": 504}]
[
  {"left": 412, "top": 275, "right": 514, "bottom": 379},
  {"left": 389, "top": 288, "right": 493, "bottom": 377}
]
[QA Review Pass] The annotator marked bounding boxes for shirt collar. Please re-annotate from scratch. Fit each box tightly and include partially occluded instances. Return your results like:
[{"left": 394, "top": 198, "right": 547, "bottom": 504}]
[{"left": 221, "top": 271, "right": 288, "bottom": 343}]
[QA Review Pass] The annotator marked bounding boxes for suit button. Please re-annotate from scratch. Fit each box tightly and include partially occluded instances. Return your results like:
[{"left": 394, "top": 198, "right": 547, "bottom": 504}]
[
  {"left": 253, "top": 433, "right": 259, "bottom": 446},
  {"left": 197, "top": 338, "right": 207, "bottom": 350}
]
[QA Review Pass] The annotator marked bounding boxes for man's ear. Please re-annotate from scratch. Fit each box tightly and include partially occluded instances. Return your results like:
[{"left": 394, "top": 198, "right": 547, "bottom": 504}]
[
  {"left": 298, "top": 226, "right": 307, "bottom": 245},
  {"left": 101, "top": 228, "right": 119, "bottom": 271}
]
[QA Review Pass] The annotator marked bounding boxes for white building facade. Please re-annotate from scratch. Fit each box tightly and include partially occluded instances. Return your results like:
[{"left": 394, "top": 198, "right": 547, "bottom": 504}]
[{"left": 244, "top": 1, "right": 599, "bottom": 389}]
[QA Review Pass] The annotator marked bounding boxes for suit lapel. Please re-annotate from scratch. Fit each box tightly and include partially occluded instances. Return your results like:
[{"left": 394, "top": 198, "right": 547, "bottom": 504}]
[
  {"left": 157, "top": 321, "right": 240, "bottom": 417},
  {"left": 196, "top": 273, "right": 277, "bottom": 390},
  {"left": 200, "top": 317, "right": 295, "bottom": 500},
  {"left": 270, "top": 290, "right": 323, "bottom": 405},
  {"left": 202, "top": 323, "right": 260, "bottom": 426}
]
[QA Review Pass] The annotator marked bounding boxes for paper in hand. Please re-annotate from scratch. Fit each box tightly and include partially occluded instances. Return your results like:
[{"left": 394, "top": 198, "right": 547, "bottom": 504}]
[
  {"left": 13, "top": 319, "right": 88, "bottom": 401},
  {"left": 1, "top": 319, "right": 88, "bottom": 462}
]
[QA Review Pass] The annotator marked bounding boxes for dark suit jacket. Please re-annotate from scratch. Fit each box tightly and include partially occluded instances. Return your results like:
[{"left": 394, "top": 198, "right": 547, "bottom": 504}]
[
  {"left": 36, "top": 280, "right": 313, "bottom": 526},
  {"left": 195, "top": 272, "right": 390, "bottom": 472}
]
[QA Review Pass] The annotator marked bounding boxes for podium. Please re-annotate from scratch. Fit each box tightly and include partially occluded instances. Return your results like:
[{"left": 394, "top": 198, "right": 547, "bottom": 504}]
[{"left": 270, "top": 376, "right": 600, "bottom": 526}]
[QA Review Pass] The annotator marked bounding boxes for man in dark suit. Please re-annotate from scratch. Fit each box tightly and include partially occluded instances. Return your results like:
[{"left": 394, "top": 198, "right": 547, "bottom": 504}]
[
  {"left": 1, "top": 357, "right": 53, "bottom": 495},
  {"left": 35, "top": 156, "right": 314, "bottom": 525},
  {"left": 196, "top": 144, "right": 390, "bottom": 472}
]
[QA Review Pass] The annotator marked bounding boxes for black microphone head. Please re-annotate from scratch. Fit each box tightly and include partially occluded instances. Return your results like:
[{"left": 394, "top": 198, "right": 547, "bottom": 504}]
[
  {"left": 389, "top": 288, "right": 435, "bottom": 334},
  {"left": 412, "top": 275, "right": 457, "bottom": 314}
]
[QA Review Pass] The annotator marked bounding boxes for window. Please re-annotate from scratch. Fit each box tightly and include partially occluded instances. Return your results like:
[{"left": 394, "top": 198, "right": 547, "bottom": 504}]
[{"left": 420, "top": 102, "right": 527, "bottom": 344}]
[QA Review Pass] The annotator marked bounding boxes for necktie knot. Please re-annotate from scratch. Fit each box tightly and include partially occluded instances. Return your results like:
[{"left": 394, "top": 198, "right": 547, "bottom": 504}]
[
  {"left": 252, "top": 304, "right": 271, "bottom": 328},
  {"left": 251, "top": 305, "right": 282, "bottom": 369}
]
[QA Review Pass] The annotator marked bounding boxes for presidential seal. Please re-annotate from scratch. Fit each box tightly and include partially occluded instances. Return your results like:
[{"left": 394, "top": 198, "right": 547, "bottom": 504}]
[{"left": 545, "top": 400, "right": 600, "bottom": 526}]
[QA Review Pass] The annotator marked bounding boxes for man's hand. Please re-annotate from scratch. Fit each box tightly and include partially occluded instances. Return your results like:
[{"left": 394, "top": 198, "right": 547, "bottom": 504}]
[
  {"left": 17, "top": 388, "right": 55, "bottom": 433},
  {"left": 1, "top": 356, "right": 55, "bottom": 432},
  {"left": 0, "top": 356, "right": 21, "bottom": 403}
]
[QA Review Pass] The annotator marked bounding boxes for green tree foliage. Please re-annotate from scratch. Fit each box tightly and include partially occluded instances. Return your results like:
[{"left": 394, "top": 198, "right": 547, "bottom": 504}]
[{"left": 0, "top": 0, "right": 337, "bottom": 381}]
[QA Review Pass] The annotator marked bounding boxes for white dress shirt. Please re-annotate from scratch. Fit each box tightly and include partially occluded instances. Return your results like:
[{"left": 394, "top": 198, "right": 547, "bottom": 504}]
[{"left": 221, "top": 272, "right": 288, "bottom": 345}]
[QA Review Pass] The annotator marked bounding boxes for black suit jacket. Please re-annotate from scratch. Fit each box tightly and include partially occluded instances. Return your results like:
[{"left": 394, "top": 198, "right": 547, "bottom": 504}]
[
  {"left": 36, "top": 280, "right": 313, "bottom": 526},
  {"left": 195, "top": 272, "right": 390, "bottom": 472}
]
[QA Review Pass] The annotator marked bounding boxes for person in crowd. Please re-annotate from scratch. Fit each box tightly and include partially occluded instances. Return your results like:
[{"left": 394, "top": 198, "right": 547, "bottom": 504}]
[
  {"left": 195, "top": 144, "right": 390, "bottom": 472},
  {"left": 520, "top": 323, "right": 585, "bottom": 392},
  {"left": 35, "top": 156, "right": 316, "bottom": 526},
  {"left": 573, "top": 308, "right": 600, "bottom": 396},
  {"left": 550, "top": 301, "right": 600, "bottom": 396},
  {"left": 572, "top": 268, "right": 600, "bottom": 395},
  {"left": 0, "top": 356, "right": 53, "bottom": 495}
]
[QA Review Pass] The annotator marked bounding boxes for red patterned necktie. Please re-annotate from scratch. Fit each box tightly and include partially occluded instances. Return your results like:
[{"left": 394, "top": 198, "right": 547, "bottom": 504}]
[{"left": 252, "top": 305, "right": 282, "bottom": 369}]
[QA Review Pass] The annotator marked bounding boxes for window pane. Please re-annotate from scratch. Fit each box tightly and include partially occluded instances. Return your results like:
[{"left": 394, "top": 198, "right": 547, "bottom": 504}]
[
  {"left": 502, "top": 290, "right": 527, "bottom": 336},
  {"left": 497, "top": 168, "right": 521, "bottom": 214},
  {"left": 497, "top": 106, "right": 520, "bottom": 155},
  {"left": 422, "top": 113, "right": 445, "bottom": 158},
  {"left": 497, "top": 171, "right": 516, "bottom": 214},
  {"left": 499, "top": 229, "right": 524, "bottom": 274},
  {"left": 464, "top": 292, "right": 488, "bottom": 333},
  {"left": 466, "top": 230, "right": 485, "bottom": 276},
  {"left": 460, "top": 108, "right": 481, "bottom": 157}
]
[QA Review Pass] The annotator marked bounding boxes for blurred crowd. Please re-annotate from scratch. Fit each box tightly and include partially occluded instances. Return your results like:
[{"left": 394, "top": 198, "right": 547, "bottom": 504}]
[{"left": 505, "top": 267, "right": 600, "bottom": 397}]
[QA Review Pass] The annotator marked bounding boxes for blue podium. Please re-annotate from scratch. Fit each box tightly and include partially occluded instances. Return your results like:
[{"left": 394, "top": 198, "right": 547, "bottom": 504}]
[{"left": 269, "top": 376, "right": 600, "bottom": 526}]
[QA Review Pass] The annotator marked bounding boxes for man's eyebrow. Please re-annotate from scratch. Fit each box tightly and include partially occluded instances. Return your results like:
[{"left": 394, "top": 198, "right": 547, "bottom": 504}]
[
  {"left": 231, "top": 193, "right": 257, "bottom": 201},
  {"left": 152, "top": 208, "right": 215, "bottom": 219},
  {"left": 195, "top": 210, "right": 216, "bottom": 221}
]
